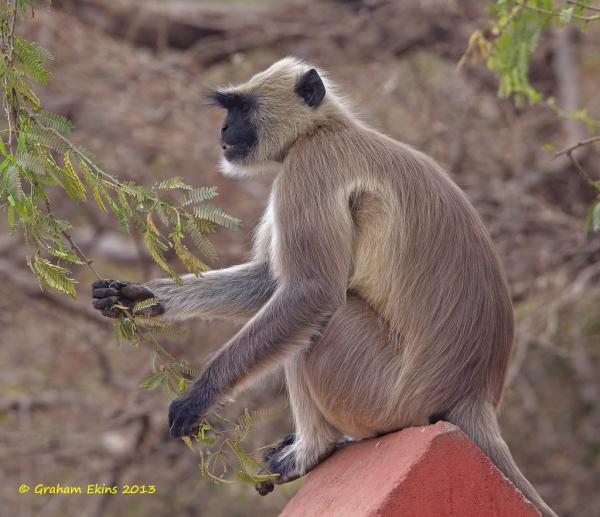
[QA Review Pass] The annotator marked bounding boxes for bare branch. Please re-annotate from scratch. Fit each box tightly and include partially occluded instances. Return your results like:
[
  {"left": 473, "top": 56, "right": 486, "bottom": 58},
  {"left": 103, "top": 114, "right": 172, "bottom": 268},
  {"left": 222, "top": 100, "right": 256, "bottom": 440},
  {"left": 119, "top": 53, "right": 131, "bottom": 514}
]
[
  {"left": 567, "top": 1, "right": 600, "bottom": 13},
  {"left": 553, "top": 135, "right": 600, "bottom": 159}
]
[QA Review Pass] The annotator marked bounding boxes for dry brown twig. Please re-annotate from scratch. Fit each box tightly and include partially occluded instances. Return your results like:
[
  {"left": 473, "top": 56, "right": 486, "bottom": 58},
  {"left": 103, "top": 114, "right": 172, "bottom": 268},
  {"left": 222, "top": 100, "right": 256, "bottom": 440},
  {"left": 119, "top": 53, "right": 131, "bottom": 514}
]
[{"left": 553, "top": 135, "right": 600, "bottom": 188}]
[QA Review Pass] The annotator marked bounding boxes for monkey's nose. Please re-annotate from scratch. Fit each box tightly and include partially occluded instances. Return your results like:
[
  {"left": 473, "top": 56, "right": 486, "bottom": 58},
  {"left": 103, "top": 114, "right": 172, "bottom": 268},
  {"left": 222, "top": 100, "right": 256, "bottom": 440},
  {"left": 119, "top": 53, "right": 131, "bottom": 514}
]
[{"left": 222, "top": 143, "right": 232, "bottom": 151}]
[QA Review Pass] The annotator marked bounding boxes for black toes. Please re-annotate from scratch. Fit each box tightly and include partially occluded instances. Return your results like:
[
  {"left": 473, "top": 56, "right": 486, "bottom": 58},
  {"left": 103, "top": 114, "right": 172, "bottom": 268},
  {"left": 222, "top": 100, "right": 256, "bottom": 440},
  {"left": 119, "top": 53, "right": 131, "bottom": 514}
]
[
  {"left": 265, "top": 433, "right": 295, "bottom": 462},
  {"left": 101, "top": 307, "right": 120, "bottom": 319},
  {"left": 280, "top": 433, "right": 295, "bottom": 448},
  {"left": 93, "top": 296, "right": 119, "bottom": 310},
  {"left": 256, "top": 480, "right": 274, "bottom": 496}
]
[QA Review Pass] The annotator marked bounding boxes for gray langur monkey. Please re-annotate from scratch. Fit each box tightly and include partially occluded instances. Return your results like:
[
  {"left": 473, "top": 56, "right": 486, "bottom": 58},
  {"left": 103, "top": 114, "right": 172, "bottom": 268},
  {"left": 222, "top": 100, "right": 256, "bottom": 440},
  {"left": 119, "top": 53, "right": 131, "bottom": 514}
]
[{"left": 91, "top": 57, "right": 556, "bottom": 516}]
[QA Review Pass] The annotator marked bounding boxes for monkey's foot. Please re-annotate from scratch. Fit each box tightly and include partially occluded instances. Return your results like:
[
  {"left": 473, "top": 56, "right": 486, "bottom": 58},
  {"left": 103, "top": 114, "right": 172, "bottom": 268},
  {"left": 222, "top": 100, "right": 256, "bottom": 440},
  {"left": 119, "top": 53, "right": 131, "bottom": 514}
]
[
  {"left": 255, "top": 433, "right": 340, "bottom": 497},
  {"left": 255, "top": 433, "right": 298, "bottom": 496}
]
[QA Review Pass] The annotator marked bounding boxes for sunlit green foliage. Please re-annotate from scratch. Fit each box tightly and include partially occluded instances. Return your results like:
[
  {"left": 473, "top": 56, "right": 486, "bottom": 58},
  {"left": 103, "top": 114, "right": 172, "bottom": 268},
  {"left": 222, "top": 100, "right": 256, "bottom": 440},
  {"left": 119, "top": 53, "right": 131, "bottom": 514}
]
[
  {"left": 462, "top": 0, "right": 598, "bottom": 108},
  {"left": 462, "top": 1, "right": 600, "bottom": 232},
  {"left": 0, "top": 0, "right": 269, "bottom": 486},
  {"left": 0, "top": 1, "right": 239, "bottom": 297}
]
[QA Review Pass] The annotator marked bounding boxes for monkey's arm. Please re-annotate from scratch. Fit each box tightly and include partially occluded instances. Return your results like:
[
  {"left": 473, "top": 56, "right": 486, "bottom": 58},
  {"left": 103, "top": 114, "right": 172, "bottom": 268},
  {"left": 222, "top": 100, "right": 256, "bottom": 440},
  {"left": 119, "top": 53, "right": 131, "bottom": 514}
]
[
  {"left": 145, "top": 262, "right": 276, "bottom": 320},
  {"left": 91, "top": 262, "right": 276, "bottom": 321},
  {"left": 168, "top": 185, "right": 353, "bottom": 437}
]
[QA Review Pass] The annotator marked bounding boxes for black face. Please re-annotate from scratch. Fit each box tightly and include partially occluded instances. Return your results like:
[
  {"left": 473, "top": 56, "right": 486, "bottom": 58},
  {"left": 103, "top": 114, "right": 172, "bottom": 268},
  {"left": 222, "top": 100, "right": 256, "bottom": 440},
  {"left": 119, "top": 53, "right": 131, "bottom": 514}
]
[{"left": 208, "top": 91, "right": 257, "bottom": 162}]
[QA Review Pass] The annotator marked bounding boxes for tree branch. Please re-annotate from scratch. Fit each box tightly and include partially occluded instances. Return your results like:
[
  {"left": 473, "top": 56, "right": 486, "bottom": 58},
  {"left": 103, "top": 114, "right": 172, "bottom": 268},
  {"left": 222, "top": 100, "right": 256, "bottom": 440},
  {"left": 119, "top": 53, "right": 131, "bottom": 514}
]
[{"left": 554, "top": 135, "right": 600, "bottom": 158}]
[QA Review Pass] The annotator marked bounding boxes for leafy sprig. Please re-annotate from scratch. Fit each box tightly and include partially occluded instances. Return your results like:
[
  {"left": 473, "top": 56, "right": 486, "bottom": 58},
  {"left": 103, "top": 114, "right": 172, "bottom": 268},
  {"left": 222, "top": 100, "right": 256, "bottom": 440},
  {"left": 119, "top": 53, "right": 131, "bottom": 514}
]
[
  {"left": 0, "top": 0, "right": 272, "bottom": 487},
  {"left": 1, "top": 1, "right": 240, "bottom": 295}
]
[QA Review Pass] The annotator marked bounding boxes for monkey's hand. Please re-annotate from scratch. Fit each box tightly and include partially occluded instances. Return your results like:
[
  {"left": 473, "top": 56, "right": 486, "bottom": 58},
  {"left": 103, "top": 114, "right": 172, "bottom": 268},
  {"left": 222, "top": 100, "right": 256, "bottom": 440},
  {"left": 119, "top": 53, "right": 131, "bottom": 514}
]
[
  {"left": 91, "top": 279, "right": 165, "bottom": 318},
  {"left": 168, "top": 383, "right": 215, "bottom": 439}
]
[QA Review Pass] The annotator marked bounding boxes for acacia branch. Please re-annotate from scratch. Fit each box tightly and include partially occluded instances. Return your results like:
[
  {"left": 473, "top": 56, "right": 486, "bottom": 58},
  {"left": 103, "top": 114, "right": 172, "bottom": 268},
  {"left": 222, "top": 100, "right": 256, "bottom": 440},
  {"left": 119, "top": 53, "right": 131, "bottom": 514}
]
[
  {"left": 516, "top": 0, "right": 600, "bottom": 21},
  {"left": 567, "top": 1, "right": 600, "bottom": 13}
]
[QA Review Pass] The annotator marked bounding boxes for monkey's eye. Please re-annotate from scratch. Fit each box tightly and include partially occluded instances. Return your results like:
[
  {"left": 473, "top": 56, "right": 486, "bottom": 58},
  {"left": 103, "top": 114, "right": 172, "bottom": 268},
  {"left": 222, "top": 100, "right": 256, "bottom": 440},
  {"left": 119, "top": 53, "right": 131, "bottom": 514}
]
[{"left": 240, "top": 102, "right": 251, "bottom": 114}]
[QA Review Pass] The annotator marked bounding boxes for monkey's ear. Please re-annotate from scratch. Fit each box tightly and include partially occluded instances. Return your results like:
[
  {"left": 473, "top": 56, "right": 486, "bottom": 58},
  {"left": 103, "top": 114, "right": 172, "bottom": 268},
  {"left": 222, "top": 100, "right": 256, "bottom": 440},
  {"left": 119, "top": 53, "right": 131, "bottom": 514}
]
[{"left": 295, "top": 69, "right": 326, "bottom": 108}]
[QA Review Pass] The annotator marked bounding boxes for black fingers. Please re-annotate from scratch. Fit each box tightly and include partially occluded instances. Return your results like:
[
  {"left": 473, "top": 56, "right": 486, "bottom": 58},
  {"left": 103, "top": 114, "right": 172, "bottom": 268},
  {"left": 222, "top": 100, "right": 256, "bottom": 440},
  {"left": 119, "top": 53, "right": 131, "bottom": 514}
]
[
  {"left": 92, "top": 279, "right": 114, "bottom": 289},
  {"left": 120, "top": 284, "right": 154, "bottom": 301},
  {"left": 93, "top": 296, "right": 119, "bottom": 310},
  {"left": 102, "top": 306, "right": 121, "bottom": 319},
  {"left": 168, "top": 397, "right": 201, "bottom": 439},
  {"left": 91, "top": 279, "right": 160, "bottom": 319},
  {"left": 91, "top": 287, "right": 118, "bottom": 299}
]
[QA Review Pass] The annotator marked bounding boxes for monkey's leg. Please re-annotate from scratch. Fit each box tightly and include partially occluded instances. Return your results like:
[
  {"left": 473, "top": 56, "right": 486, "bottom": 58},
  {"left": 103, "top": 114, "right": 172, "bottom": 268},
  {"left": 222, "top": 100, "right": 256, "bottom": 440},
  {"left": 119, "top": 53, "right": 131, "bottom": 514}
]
[
  {"left": 301, "top": 295, "right": 423, "bottom": 438},
  {"left": 256, "top": 354, "right": 341, "bottom": 496}
]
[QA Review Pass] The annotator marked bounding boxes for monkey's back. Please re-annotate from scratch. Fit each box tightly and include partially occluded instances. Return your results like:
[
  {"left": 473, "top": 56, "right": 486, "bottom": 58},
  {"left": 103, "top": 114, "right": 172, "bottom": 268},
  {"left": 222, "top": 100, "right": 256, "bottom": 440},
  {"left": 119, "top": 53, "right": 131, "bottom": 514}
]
[{"left": 327, "top": 122, "right": 515, "bottom": 407}]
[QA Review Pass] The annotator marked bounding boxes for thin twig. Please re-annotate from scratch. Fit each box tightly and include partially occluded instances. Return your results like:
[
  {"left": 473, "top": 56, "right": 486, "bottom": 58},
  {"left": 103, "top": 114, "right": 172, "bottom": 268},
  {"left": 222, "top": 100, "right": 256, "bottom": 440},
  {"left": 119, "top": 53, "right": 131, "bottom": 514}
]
[
  {"left": 567, "top": 0, "right": 600, "bottom": 13},
  {"left": 28, "top": 111, "right": 123, "bottom": 187},
  {"left": 553, "top": 135, "right": 600, "bottom": 158},
  {"left": 516, "top": 0, "right": 600, "bottom": 21},
  {"left": 568, "top": 151, "right": 595, "bottom": 188},
  {"left": 43, "top": 197, "right": 102, "bottom": 279},
  {"left": 552, "top": 137, "right": 600, "bottom": 189},
  {"left": 2, "top": 0, "right": 18, "bottom": 152}
]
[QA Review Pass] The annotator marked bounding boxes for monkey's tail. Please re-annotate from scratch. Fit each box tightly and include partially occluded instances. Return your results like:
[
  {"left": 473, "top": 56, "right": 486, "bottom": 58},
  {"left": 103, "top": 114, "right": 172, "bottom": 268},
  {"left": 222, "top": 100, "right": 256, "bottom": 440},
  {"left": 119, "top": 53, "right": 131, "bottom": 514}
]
[{"left": 446, "top": 399, "right": 558, "bottom": 517}]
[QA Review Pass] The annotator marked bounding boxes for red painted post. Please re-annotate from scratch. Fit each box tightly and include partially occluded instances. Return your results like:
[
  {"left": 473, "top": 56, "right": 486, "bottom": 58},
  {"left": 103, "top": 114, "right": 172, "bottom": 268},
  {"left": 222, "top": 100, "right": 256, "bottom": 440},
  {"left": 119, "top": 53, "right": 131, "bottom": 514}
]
[{"left": 280, "top": 422, "right": 541, "bottom": 517}]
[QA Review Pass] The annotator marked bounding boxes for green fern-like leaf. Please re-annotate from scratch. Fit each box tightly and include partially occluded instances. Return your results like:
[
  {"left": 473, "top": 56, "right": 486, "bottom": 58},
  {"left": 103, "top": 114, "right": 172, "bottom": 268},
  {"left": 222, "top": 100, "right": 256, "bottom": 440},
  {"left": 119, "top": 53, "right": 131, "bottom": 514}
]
[
  {"left": 47, "top": 246, "right": 85, "bottom": 264},
  {"left": 16, "top": 151, "right": 48, "bottom": 176},
  {"left": 59, "top": 152, "right": 87, "bottom": 202},
  {"left": 235, "top": 469, "right": 277, "bottom": 484},
  {"left": 26, "top": 124, "right": 70, "bottom": 153},
  {"left": 185, "top": 215, "right": 215, "bottom": 234},
  {"left": 33, "top": 256, "right": 77, "bottom": 298},
  {"left": 113, "top": 317, "right": 139, "bottom": 347},
  {"left": 181, "top": 186, "right": 218, "bottom": 207},
  {"left": 14, "top": 36, "right": 53, "bottom": 73},
  {"left": 193, "top": 204, "right": 241, "bottom": 230},
  {"left": 185, "top": 218, "right": 218, "bottom": 262},
  {"left": 132, "top": 297, "right": 160, "bottom": 314},
  {"left": 120, "top": 181, "right": 150, "bottom": 203},
  {"left": 228, "top": 440, "right": 264, "bottom": 474},
  {"left": 36, "top": 110, "right": 73, "bottom": 134},
  {"left": 172, "top": 360, "right": 200, "bottom": 380},
  {"left": 238, "top": 408, "right": 280, "bottom": 431},
  {"left": 138, "top": 371, "right": 167, "bottom": 390},
  {"left": 173, "top": 236, "right": 210, "bottom": 275},
  {"left": 155, "top": 176, "right": 192, "bottom": 191},
  {"left": 107, "top": 195, "right": 130, "bottom": 232},
  {"left": 4, "top": 67, "right": 41, "bottom": 108},
  {"left": 79, "top": 160, "right": 108, "bottom": 212},
  {"left": 144, "top": 229, "right": 180, "bottom": 281},
  {"left": 155, "top": 203, "right": 178, "bottom": 227},
  {"left": 117, "top": 189, "right": 133, "bottom": 217},
  {"left": 5, "top": 164, "right": 25, "bottom": 201}
]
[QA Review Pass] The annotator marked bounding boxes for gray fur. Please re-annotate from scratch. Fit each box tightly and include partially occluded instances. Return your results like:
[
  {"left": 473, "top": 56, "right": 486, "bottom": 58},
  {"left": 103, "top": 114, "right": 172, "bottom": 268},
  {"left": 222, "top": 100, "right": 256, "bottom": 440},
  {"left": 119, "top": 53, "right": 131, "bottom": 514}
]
[{"left": 94, "top": 58, "right": 556, "bottom": 517}]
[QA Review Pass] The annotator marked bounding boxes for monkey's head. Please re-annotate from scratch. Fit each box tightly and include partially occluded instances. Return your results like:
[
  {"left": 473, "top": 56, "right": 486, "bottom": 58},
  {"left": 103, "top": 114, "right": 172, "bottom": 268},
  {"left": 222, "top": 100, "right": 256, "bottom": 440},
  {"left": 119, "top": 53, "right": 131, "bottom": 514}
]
[{"left": 208, "top": 57, "right": 337, "bottom": 177}]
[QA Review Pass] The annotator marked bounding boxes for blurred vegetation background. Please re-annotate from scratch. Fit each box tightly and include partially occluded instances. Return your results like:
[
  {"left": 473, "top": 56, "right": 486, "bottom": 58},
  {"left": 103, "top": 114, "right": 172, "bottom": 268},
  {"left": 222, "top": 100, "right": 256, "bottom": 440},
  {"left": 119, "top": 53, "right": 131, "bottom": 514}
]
[{"left": 1, "top": 1, "right": 600, "bottom": 516}]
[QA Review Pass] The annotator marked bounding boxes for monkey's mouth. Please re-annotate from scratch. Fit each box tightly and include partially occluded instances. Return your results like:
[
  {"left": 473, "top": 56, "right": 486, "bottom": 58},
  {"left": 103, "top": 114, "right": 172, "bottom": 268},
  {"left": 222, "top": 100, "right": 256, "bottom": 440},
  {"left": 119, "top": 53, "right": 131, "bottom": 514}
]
[{"left": 221, "top": 142, "right": 252, "bottom": 162}]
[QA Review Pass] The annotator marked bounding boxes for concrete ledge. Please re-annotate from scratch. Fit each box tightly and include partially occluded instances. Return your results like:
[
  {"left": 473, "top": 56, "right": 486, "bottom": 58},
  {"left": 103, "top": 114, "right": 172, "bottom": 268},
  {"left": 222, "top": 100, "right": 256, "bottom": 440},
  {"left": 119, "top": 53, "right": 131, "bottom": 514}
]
[{"left": 280, "top": 421, "right": 540, "bottom": 517}]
